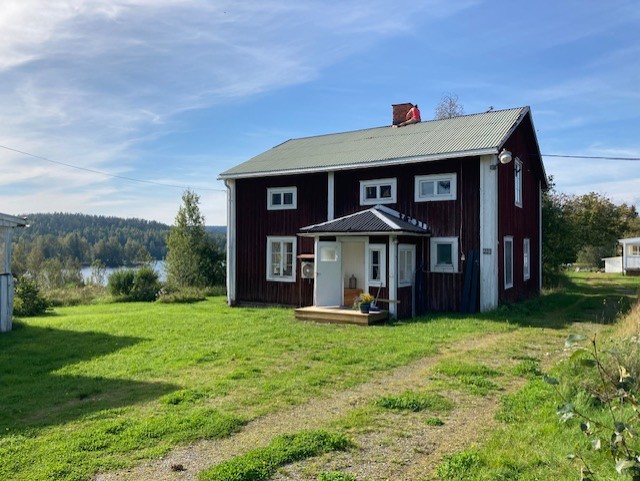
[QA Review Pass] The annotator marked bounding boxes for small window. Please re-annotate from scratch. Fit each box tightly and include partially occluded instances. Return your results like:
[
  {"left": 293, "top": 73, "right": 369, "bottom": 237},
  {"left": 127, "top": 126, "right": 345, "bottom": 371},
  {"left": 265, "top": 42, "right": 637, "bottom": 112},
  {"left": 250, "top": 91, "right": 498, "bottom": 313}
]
[
  {"left": 398, "top": 244, "right": 416, "bottom": 287},
  {"left": 630, "top": 245, "right": 640, "bottom": 256},
  {"left": 360, "top": 178, "right": 397, "bottom": 205},
  {"left": 514, "top": 159, "right": 523, "bottom": 208},
  {"left": 415, "top": 173, "right": 457, "bottom": 202},
  {"left": 367, "top": 244, "right": 386, "bottom": 287},
  {"left": 267, "top": 187, "right": 297, "bottom": 210},
  {"left": 504, "top": 236, "right": 514, "bottom": 289},
  {"left": 430, "top": 237, "right": 458, "bottom": 273},
  {"left": 266, "top": 236, "right": 296, "bottom": 282},
  {"left": 523, "top": 238, "right": 530, "bottom": 281}
]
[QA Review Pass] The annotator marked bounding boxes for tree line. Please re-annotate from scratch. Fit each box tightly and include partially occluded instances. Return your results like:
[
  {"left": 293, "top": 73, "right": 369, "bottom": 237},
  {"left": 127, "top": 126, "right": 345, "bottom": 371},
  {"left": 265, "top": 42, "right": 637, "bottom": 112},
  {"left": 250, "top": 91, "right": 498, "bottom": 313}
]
[{"left": 542, "top": 178, "right": 640, "bottom": 281}]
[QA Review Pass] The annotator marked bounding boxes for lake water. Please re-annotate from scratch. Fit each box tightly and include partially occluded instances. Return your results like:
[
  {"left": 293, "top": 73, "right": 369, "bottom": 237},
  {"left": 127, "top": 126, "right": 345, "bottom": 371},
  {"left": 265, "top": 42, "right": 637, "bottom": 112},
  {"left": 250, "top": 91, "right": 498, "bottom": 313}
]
[{"left": 81, "top": 261, "right": 167, "bottom": 286}]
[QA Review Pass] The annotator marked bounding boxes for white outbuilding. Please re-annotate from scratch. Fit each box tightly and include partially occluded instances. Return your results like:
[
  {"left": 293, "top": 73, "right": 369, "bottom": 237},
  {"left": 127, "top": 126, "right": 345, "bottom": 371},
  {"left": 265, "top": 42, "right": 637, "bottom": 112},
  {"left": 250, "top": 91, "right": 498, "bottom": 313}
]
[
  {"left": 619, "top": 237, "right": 640, "bottom": 276},
  {"left": 1, "top": 213, "right": 28, "bottom": 332}
]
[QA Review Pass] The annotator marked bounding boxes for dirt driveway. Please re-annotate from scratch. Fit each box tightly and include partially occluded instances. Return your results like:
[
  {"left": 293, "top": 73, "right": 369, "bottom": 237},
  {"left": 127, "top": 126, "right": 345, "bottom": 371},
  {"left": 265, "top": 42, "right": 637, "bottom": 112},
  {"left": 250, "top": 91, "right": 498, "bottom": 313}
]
[{"left": 96, "top": 322, "right": 589, "bottom": 481}]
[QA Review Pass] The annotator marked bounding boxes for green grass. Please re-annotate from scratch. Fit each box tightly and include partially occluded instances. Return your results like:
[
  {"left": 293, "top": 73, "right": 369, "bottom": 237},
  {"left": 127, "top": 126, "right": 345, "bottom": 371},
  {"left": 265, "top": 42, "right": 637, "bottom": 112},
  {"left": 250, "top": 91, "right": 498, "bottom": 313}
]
[
  {"left": 198, "top": 430, "right": 351, "bottom": 481},
  {"left": 375, "top": 391, "right": 453, "bottom": 413},
  {"left": 317, "top": 471, "right": 356, "bottom": 481},
  {"left": 2, "top": 271, "right": 638, "bottom": 481},
  {"left": 434, "top": 361, "right": 501, "bottom": 396},
  {"left": 0, "top": 298, "right": 506, "bottom": 480}
]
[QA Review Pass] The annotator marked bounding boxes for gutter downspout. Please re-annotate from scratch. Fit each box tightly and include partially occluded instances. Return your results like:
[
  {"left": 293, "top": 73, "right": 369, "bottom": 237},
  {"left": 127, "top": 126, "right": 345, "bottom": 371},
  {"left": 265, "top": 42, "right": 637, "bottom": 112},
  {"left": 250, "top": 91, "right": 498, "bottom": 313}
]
[{"left": 224, "top": 179, "right": 237, "bottom": 306}]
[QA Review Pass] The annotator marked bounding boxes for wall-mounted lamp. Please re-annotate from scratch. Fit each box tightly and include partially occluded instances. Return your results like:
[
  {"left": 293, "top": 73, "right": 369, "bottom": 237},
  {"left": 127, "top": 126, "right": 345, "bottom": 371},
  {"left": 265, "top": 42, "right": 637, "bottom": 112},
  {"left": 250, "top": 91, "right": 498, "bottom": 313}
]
[
  {"left": 498, "top": 149, "right": 513, "bottom": 164},
  {"left": 490, "top": 149, "right": 514, "bottom": 170}
]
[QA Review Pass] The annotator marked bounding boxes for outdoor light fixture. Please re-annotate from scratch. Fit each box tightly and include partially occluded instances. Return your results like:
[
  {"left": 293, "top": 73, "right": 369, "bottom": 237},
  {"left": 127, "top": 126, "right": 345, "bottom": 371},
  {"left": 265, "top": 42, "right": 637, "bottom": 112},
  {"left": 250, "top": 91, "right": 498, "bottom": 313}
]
[{"left": 498, "top": 149, "right": 513, "bottom": 164}]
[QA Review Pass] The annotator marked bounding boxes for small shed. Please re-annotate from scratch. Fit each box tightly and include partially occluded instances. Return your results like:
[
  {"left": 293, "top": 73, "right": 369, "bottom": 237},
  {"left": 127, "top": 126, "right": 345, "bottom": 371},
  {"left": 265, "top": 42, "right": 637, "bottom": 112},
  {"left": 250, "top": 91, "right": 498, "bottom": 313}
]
[
  {"left": 619, "top": 237, "right": 640, "bottom": 276},
  {"left": 0, "top": 213, "right": 28, "bottom": 332},
  {"left": 602, "top": 256, "right": 623, "bottom": 274}
]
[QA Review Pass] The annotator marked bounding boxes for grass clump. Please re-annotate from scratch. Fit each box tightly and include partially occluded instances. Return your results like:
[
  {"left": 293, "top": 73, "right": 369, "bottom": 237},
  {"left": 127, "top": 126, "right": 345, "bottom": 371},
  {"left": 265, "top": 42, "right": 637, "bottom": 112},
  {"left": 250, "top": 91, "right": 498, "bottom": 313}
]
[
  {"left": 317, "top": 471, "right": 356, "bottom": 481},
  {"left": 511, "top": 357, "right": 542, "bottom": 378},
  {"left": 435, "top": 361, "right": 501, "bottom": 396},
  {"left": 375, "top": 391, "right": 453, "bottom": 413},
  {"left": 436, "top": 451, "right": 483, "bottom": 480},
  {"left": 198, "top": 430, "right": 351, "bottom": 481},
  {"left": 425, "top": 417, "right": 445, "bottom": 426}
]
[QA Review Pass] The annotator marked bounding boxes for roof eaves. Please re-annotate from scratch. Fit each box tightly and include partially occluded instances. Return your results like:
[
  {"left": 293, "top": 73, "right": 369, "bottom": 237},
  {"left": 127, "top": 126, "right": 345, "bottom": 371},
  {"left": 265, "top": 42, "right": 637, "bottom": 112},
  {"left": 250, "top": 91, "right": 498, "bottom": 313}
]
[{"left": 218, "top": 148, "right": 498, "bottom": 180}]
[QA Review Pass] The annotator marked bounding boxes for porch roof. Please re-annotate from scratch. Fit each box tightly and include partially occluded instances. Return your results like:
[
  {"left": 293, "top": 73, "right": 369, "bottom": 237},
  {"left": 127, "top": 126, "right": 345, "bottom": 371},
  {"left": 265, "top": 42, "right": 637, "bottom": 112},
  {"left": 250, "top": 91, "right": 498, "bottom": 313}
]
[{"left": 299, "top": 205, "right": 429, "bottom": 236}]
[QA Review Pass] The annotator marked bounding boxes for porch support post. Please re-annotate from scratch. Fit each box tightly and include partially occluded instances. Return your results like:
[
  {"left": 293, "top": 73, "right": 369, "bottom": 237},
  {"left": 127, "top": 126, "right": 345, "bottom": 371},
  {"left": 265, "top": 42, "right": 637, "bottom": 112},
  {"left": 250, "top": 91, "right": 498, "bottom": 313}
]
[
  {"left": 479, "top": 154, "right": 499, "bottom": 312},
  {"left": 389, "top": 236, "right": 397, "bottom": 317},
  {"left": 225, "top": 179, "right": 237, "bottom": 306},
  {"left": 1, "top": 228, "right": 13, "bottom": 332}
]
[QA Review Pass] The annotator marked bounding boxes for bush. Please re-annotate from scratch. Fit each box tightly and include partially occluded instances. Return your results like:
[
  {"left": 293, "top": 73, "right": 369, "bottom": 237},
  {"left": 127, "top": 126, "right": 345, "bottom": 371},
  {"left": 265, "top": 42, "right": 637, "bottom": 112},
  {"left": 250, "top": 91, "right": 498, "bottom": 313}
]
[
  {"left": 107, "top": 267, "right": 160, "bottom": 302},
  {"left": 13, "top": 277, "right": 49, "bottom": 317},
  {"left": 108, "top": 269, "right": 135, "bottom": 297}
]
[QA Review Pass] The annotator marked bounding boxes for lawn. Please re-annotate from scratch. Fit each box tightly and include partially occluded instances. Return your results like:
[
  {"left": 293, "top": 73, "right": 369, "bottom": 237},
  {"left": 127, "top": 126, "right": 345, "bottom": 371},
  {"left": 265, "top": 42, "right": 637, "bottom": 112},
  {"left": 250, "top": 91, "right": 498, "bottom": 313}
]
[{"left": 0, "top": 272, "right": 637, "bottom": 480}]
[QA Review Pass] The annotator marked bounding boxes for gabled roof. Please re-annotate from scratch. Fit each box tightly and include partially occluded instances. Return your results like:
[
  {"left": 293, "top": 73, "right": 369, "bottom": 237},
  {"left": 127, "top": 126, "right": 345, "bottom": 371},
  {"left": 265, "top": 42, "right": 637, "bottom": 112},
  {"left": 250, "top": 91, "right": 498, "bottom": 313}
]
[
  {"left": 619, "top": 237, "right": 640, "bottom": 244},
  {"left": 220, "top": 107, "right": 531, "bottom": 179},
  {"left": 299, "top": 205, "right": 429, "bottom": 236}
]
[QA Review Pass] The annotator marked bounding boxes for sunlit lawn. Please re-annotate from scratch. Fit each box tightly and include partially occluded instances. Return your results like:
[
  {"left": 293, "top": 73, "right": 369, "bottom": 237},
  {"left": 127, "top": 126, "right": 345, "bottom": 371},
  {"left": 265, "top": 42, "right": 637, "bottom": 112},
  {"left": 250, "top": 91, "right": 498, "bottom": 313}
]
[{"left": 1, "top": 271, "right": 637, "bottom": 481}]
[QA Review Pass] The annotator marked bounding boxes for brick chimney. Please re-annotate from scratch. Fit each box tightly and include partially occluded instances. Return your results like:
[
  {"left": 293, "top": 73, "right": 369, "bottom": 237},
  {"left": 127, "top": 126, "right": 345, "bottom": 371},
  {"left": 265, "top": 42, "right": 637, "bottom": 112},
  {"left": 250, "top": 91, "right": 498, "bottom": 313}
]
[{"left": 392, "top": 103, "right": 414, "bottom": 125}]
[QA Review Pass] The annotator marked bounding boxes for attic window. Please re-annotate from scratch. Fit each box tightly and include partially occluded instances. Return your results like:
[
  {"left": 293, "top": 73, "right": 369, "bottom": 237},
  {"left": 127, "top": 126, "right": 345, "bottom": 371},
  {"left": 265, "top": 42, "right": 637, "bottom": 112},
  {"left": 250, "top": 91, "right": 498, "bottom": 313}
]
[
  {"left": 360, "top": 178, "right": 397, "bottom": 205},
  {"left": 267, "top": 187, "right": 297, "bottom": 210}
]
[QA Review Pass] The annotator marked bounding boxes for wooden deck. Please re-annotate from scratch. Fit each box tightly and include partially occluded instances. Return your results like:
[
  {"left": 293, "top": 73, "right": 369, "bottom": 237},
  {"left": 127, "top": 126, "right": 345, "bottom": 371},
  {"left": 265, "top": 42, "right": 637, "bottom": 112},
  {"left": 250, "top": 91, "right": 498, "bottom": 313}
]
[{"left": 294, "top": 306, "right": 388, "bottom": 325}]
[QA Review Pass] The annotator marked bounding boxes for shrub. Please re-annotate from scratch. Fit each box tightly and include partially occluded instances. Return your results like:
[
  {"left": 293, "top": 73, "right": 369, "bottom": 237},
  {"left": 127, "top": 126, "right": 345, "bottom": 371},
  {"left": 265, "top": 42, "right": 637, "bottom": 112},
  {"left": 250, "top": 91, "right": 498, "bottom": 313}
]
[
  {"left": 108, "top": 269, "right": 135, "bottom": 297},
  {"left": 13, "top": 277, "right": 49, "bottom": 317},
  {"left": 130, "top": 266, "right": 160, "bottom": 302}
]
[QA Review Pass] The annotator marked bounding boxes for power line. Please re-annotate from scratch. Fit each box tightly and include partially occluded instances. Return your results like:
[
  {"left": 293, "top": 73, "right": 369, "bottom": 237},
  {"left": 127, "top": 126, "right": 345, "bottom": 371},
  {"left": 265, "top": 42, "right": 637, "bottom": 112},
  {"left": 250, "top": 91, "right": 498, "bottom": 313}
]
[
  {"left": 542, "top": 153, "right": 640, "bottom": 161},
  {"left": 0, "top": 144, "right": 226, "bottom": 192}
]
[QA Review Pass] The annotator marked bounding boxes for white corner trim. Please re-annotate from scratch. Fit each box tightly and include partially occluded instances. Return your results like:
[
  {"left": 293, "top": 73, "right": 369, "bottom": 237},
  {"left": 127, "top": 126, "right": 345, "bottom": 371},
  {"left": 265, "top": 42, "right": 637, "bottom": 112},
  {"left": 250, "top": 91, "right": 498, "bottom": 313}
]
[
  {"left": 479, "top": 154, "right": 499, "bottom": 312},
  {"left": 327, "top": 171, "right": 335, "bottom": 221},
  {"left": 225, "top": 179, "right": 237, "bottom": 305}
]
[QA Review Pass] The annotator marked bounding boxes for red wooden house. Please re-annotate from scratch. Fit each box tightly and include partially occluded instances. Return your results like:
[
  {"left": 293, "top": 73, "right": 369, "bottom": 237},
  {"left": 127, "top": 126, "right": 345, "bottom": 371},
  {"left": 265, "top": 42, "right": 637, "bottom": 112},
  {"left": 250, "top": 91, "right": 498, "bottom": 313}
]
[{"left": 219, "top": 105, "right": 547, "bottom": 319}]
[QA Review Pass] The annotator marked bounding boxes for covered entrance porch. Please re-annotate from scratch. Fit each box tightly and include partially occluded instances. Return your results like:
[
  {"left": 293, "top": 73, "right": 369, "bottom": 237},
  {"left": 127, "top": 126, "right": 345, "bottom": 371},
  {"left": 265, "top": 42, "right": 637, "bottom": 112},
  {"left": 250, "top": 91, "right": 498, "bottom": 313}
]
[
  {"left": 1, "top": 213, "right": 28, "bottom": 332},
  {"left": 294, "top": 205, "right": 429, "bottom": 324}
]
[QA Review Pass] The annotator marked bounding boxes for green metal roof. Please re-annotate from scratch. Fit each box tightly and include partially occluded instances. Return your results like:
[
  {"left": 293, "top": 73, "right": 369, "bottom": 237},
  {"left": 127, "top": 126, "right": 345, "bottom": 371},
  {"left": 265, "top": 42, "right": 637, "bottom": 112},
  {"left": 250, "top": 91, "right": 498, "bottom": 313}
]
[{"left": 220, "top": 106, "right": 530, "bottom": 179}]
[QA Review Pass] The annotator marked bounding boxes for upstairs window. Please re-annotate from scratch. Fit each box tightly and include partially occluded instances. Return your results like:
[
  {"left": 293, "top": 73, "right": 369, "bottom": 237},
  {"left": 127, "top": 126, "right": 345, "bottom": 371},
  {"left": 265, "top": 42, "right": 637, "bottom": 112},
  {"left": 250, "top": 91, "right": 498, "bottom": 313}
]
[
  {"left": 267, "top": 187, "right": 297, "bottom": 210},
  {"left": 415, "top": 173, "right": 457, "bottom": 202},
  {"left": 266, "top": 236, "right": 296, "bottom": 282},
  {"left": 360, "top": 178, "right": 397, "bottom": 205},
  {"left": 430, "top": 237, "right": 458, "bottom": 273},
  {"left": 514, "top": 158, "right": 523, "bottom": 207}
]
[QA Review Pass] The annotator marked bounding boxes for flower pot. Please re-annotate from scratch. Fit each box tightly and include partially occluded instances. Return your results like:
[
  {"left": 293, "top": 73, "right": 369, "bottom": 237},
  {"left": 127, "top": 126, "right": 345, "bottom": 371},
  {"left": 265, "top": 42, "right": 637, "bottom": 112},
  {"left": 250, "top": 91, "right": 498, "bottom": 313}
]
[{"left": 359, "top": 302, "right": 371, "bottom": 314}]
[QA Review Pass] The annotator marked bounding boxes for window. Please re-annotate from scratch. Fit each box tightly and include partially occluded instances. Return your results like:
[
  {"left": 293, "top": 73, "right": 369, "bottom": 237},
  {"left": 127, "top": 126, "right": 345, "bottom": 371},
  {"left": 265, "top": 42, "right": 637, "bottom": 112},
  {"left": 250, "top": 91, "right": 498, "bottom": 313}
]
[
  {"left": 398, "top": 244, "right": 416, "bottom": 287},
  {"left": 504, "top": 236, "right": 514, "bottom": 289},
  {"left": 360, "top": 178, "right": 397, "bottom": 205},
  {"left": 430, "top": 237, "right": 458, "bottom": 273},
  {"left": 266, "top": 237, "right": 296, "bottom": 282},
  {"left": 514, "top": 158, "right": 523, "bottom": 207},
  {"left": 415, "top": 173, "right": 457, "bottom": 201},
  {"left": 523, "top": 238, "right": 530, "bottom": 281},
  {"left": 267, "top": 187, "right": 297, "bottom": 210},
  {"left": 631, "top": 245, "right": 640, "bottom": 256},
  {"left": 367, "top": 244, "right": 386, "bottom": 287}
]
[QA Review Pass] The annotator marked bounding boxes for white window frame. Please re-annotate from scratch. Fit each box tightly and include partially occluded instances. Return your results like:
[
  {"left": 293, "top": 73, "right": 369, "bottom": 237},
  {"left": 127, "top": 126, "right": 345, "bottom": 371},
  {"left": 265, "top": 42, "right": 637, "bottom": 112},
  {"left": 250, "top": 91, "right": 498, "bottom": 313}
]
[
  {"left": 366, "top": 243, "right": 386, "bottom": 287},
  {"left": 360, "top": 178, "right": 397, "bottom": 205},
  {"left": 430, "top": 237, "right": 458, "bottom": 273},
  {"left": 414, "top": 173, "right": 457, "bottom": 202},
  {"left": 504, "top": 236, "right": 514, "bottom": 289},
  {"left": 514, "top": 158, "right": 523, "bottom": 208},
  {"left": 267, "top": 187, "right": 297, "bottom": 211},
  {"left": 266, "top": 236, "right": 297, "bottom": 282},
  {"left": 398, "top": 244, "right": 416, "bottom": 287},
  {"left": 523, "top": 238, "right": 530, "bottom": 281},
  {"left": 630, "top": 245, "right": 640, "bottom": 256}
]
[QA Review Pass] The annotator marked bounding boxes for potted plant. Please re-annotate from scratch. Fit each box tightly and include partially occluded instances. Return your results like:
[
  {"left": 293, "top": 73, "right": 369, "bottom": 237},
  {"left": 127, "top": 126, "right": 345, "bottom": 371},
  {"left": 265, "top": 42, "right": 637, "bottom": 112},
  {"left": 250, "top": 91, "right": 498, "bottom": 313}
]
[{"left": 354, "top": 292, "right": 374, "bottom": 313}]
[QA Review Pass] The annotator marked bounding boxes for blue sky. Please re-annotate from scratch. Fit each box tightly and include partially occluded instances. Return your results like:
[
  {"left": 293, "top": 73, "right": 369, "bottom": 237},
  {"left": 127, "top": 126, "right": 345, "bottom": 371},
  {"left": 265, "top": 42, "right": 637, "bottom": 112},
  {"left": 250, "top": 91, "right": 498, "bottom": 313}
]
[{"left": 0, "top": 0, "right": 638, "bottom": 225}]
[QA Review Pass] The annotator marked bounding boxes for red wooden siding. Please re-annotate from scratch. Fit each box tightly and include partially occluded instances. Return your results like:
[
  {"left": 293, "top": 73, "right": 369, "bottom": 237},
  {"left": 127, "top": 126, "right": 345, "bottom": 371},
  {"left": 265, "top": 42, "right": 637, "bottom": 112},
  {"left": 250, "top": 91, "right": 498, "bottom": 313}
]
[
  {"left": 235, "top": 173, "right": 327, "bottom": 306},
  {"left": 334, "top": 159, "right": 480, "bottom": 312},
  {"left": 498, "top": 116, "right": 542, "bottom": 303}
]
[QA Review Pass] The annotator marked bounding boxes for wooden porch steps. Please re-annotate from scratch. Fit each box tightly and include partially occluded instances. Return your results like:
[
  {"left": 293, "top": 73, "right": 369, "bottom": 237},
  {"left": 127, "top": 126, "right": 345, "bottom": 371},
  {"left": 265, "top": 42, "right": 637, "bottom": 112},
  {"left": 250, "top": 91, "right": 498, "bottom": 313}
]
[{"left": 294, "top": 306, "right": 388, "bottom": 326}]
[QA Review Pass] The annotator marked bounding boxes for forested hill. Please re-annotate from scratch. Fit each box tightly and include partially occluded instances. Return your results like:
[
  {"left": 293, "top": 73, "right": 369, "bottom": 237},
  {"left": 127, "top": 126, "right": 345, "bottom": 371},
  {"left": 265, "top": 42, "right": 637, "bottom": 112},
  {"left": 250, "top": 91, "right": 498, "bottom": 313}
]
[{"left": 11, "top": 212, "right": 225, "bottom": 269}]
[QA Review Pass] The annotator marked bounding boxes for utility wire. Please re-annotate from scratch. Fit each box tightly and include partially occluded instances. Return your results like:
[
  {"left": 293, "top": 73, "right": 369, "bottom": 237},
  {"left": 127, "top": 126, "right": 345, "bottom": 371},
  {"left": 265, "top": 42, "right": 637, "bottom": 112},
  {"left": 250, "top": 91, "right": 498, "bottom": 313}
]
[
  {"left": 2, "top": 143, "right": 640, "bottom": 192},
  {"left": 0, "top": 144, "right": 226, "bottom": 192}
]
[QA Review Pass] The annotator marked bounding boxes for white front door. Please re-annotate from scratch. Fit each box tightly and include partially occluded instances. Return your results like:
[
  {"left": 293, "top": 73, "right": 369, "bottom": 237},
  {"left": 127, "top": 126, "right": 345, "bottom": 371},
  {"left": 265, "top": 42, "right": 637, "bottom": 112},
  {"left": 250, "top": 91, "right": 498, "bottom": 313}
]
[{"left": 315, "top": 241, "right": 342, "bottom": 306}]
